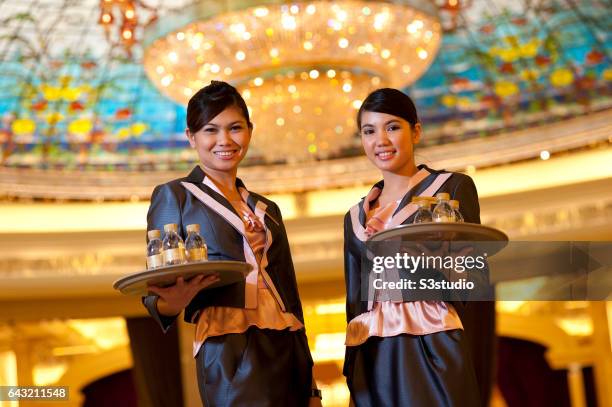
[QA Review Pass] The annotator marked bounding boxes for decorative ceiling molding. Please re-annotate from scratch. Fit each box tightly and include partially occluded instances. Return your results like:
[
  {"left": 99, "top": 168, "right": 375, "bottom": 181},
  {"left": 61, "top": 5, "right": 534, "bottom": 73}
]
[{"left": 0, "top": 109, "right": 610, "bottom": 200}]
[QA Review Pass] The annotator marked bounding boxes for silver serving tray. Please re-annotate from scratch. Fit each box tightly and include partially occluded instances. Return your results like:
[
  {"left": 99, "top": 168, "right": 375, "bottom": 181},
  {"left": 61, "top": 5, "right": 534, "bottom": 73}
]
[
  {"left": 113, "top": 260, "right": 251, "bottom": 296},
  {"left": 368, "top": 222, "right": 509, "bottom": 256}
]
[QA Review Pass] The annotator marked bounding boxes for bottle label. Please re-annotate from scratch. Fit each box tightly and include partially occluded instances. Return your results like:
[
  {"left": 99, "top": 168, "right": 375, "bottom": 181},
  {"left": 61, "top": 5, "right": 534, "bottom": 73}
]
[
  {"left": 146, "top": 254, "right": 163, "bottom": 269},
  {"left": 163, "top": 248, "right": 186, "bottom": 265},
  {"left": 186, "top": 247, "right": 207, "bottom": 262}
]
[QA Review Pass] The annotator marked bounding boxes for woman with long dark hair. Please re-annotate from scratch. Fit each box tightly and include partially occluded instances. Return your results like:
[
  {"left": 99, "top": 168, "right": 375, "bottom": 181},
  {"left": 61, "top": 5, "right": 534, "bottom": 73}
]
[{"left": 143, "top": 81, "right": 322, "bottom": 407}]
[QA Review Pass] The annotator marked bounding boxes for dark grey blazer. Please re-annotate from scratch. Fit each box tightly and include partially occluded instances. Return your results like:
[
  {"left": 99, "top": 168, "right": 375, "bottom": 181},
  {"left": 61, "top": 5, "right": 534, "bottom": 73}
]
[
  {"left": 343, "top": 164, "right": 495, "bottom": 404},
  {"left": 343, "top": 164, "right": 483, "bottom": 324},
  {"left": 342, "top": 164, "right": 492, "bottom": 376},
  {"left": 142, "top": 166, "right": 308, "bottom": 345}
]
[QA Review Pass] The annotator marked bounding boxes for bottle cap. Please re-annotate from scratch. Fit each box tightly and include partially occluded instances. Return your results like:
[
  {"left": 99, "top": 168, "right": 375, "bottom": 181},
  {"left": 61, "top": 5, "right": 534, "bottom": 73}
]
[
  {"left": 417, "top": 199, "right": 430, "bottom": 208},
  {"left": 163, "top": 223, "right": 178, "bottom": 232},
  {"left": 186, "top": 224, "right": 201, "bottom": 233},
  {"left": 147, "top": 229, "right": 161, "bottom": 239},
  {"left": 420, "top": 196, "right": 437, "bottom": 204},
  {"left": 436, "top": 192, "right": 450, "bottom": 201},
  {"left": 413, "top": 196, "right": 435, "bottom": 203},
  {"left": 449, "top": 200, "right": 459, "bottom": 209}
]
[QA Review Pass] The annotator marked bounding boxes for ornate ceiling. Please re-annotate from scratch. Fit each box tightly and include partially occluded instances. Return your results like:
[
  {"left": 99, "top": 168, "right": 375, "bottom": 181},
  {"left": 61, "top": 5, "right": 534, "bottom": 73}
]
[{"left": 0, "top": 0, "right": 609, "bottom": 179}]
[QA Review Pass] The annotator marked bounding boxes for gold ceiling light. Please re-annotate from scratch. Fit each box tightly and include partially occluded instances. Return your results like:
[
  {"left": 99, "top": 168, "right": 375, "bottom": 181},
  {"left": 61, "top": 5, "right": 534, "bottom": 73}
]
[
  {"left": 143, "top": 0, "right": 442, "bottom": 162},
  {"left": 98, "top": 0, "right": 158, "bottom": 56}
]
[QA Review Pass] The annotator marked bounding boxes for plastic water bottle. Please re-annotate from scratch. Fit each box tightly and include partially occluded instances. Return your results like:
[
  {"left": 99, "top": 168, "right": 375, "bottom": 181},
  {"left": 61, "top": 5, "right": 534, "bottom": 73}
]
[
  {"left": 146, "top": 230, "right": 163, "bottom": 269},
  {"left": 185, "top": 224, "right": 208, "bottom": 262},
  {"left": 433, "top": 193, "right": 456, "bottom": 223},
  {"left": 449, "top": 200, "right": 464, "bottom": 223},
  {"left": 162, "top": 223, "right": 186, "bottom": 266},
  {"left": 413, "top": 198, "right": 433, "bottom": 224}
]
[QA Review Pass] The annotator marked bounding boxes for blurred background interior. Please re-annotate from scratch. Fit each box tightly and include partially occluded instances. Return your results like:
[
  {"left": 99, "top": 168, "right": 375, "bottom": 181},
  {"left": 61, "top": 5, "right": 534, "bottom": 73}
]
[{"left": 0, "top": 0, "right": 610, "bottom": 406}]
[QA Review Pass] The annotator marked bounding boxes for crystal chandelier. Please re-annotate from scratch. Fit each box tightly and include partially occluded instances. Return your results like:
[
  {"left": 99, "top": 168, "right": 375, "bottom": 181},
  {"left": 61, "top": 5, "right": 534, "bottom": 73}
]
[{"left": 143, "top": 0, "right": 441, "bottom": 163}]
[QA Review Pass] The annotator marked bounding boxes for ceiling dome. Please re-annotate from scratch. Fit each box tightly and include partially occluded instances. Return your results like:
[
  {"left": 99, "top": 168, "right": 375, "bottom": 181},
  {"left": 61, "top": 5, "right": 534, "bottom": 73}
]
[{"left": 0, "top": 0, "right": 609, "bottom": 195}]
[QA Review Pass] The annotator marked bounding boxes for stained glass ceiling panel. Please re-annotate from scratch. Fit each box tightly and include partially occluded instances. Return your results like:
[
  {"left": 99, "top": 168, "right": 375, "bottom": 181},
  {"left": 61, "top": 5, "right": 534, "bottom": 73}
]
[{"left": 0, "top": 0, "right": 609, "bottom": 170}]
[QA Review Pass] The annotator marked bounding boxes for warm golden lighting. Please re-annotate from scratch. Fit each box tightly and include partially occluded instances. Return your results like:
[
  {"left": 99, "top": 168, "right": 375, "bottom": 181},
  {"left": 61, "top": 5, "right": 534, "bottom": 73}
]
[
  {"left": 497, "top": 301, "right": 527, "bottom": 313},
  {"left": 143, "top": 0, "right": 441, "bottom": 161},
  {"left": 315, "top": 302, "right": 346, "bottom": 315},
  {"left": 52, "top": 345, "right": 100, "bottom": 357},
  {"left": 311, "top": 333, "right": 346, "bottom": 362},
  {"left": 319, "top": 381, "right": 351, "bottom": 407},
  {"left": 0, "top": 351, "right": 17, "bottom": 391},
  {"left": 556, "top": 316, "right": 594, "bottom": 337},
  {"left": 244, "top": 70, "right": 377, "bottom": 162},
  {"left": 67, "top": 318, "right": 129, "bottom": 350},
  {"left": 33, "top": 362, "right": 68, "bottom": 386}
]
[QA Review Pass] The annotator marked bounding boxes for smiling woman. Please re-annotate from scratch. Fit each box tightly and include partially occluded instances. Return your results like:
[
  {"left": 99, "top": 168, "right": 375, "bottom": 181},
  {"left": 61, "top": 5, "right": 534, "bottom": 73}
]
[
  {"left": 141, "top": 81, "right": 322, "bottom": 407},
  {"left": 343, "top": 88, "right": 494, "bottom": 407},
  {"left": 185, "top": 82, "right": 253, "bottom": 185}
]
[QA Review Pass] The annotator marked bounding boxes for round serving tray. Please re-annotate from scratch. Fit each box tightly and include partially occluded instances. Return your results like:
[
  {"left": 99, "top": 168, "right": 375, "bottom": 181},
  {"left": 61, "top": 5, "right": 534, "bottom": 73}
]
[
  {"left": 368, "top": 222, "right": 509, "bottom": 256},
  {"left": 113, "top": 260, "right": 252, "bottom": 296}
]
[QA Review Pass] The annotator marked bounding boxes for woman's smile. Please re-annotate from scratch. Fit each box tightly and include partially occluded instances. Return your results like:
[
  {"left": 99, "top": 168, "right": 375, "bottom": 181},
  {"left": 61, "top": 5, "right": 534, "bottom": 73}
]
[
  {"left": 375, "top": 149, "right": 397, "bottom": 161},
  {"left": 213, "top": 149, "right": 239, "bottom": 160}
]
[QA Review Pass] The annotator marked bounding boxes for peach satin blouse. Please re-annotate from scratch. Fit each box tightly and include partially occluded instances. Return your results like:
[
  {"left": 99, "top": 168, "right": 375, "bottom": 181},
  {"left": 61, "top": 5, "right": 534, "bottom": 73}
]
[
  {"left": 193, "top": 194, "right": 303, "bottom": 357},
  {"left": 345, "top": 199, "right": 463, "bottom": 347}
]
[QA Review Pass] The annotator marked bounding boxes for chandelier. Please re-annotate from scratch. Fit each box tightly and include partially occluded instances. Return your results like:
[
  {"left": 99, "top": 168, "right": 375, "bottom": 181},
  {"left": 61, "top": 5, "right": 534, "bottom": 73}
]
[
  {"left": 143, "top": 0, "right": 441, "bottom": 163},
  {"left": 98, "top": 0, "right": 158, "bottom": 56}
]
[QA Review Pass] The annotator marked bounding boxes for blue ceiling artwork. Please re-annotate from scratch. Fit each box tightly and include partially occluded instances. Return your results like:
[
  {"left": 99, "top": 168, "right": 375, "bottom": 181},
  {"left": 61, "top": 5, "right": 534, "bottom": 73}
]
[{"left": 0, "top": 0, "right": 609, "bottom": 170}]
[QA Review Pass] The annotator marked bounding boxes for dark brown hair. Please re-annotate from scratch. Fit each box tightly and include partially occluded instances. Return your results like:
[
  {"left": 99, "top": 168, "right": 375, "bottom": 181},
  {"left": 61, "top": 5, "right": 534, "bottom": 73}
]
[
  {"left": 186, "top": 81, "right": 252, "bottom": 133},
  {"left": 357, "top": 88, "right": 419, "bottom": 129}
]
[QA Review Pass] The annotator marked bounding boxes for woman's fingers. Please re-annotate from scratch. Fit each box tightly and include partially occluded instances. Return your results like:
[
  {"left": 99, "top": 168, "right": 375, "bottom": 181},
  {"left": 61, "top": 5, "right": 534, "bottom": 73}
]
[
  {"left": 147, "top": 284, "right": 169, "bottom": 298},
  {"left": 403, "top": 247, "right": 420, "bottom": 257},
  {"left": 415, "top": 243, "right": 430, "bottom": 256},
  {"left": 148, "top": 274, "right": 220, "bottom": 299},
  {"left": 186, "top": 274, "right": 205, "bottom": 285},
  {"left": 202, "top": 273, "right": 219, "bottom": 281},
  {"left": 441, "top": 241, "right": 450, "bottom": 254},
  {"left": 415, "top": 243, "right": 443, "bottom": 256},
  {"left": 185, "top": 273, "right": 215, "bottom": 286},
  {"left": 176, "top": 273, "right": 220, "bottom": 293},
  {"left": 458, "top": 246, "right": 474, "bottom": 256}
]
